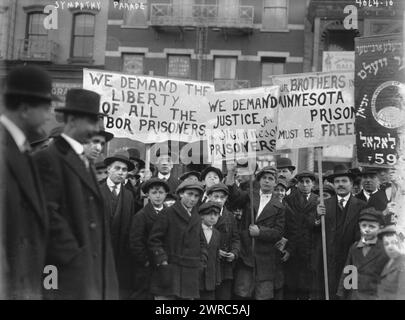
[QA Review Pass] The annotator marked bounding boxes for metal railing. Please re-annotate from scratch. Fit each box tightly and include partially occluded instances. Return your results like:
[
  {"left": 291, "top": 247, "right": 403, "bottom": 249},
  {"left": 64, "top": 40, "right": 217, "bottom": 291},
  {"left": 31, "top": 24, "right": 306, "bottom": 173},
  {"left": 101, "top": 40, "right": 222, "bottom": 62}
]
[
  {"left": 18, "top": 38, "right": 58, "bottom": 62},
  {"left": 151, "top": 3, "right": 254, "bottom": 28}
]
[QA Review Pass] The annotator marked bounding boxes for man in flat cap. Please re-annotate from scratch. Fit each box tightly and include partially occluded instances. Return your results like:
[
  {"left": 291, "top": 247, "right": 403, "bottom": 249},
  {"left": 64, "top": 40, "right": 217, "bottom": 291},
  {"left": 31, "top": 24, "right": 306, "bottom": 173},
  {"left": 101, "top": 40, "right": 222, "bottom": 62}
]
[
  {"left": 315, "top": 165, "right": 367, "bottom": 300},
  {"left": 33, "top": 88, "right": 118, "bottom": 299},
  {"left": 148, "top": 180, "right": 207, "bottom": 300},
  {"left": 0, "top": 65, "right": 56, "bottom": 299},
  {"left": 227, "top": 166, "right": 285, "bottom": 300},
  {"left": 282, "top": 170, "right": 319, "bottom": 300},
  {"left": 100, "top": 152, "right": 136, "bottom": 299}
]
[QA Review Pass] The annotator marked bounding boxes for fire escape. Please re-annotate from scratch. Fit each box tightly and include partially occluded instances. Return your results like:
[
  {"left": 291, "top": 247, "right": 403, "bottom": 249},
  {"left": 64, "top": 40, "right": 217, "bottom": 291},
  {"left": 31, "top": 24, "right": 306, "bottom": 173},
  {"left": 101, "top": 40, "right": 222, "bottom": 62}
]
[{"left": 150, "top": 3, "right": 254, "bottom": 88}]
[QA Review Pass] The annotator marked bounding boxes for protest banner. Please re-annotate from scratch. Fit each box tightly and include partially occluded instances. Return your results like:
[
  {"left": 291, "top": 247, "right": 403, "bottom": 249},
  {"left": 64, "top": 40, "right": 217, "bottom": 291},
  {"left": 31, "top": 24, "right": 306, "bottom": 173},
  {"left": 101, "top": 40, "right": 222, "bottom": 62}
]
[
  {"left": 270, "top": 70, "right": 355, "bottom": 150},
  {"left": 205, "top": 86, "right": 279, "bottom": 162},
  {"left": 355, "top": 33, "right": 404, "bottom": 167},
  {"left": 322, "top": 52, "right": 355, "bottom": 160},
  {"left": 83, "top": 69, "right": 215, "bottom": 144}
]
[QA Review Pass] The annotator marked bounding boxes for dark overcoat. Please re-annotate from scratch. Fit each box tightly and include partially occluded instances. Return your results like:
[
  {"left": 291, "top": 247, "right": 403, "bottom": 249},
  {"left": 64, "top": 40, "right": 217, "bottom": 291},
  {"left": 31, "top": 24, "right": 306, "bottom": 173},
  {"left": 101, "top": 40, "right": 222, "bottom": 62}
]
[
  {"left": 129, "top": 202, "right": 160, "bottom": 299},
  {"left": 100, "top": 182, "right": 136, "bottom": 299},
  {"left": 33, "top": 136, "right": 118, "bottom": 300},
  {"left": 283, "top": 191, "right": 319, "bottom": 295},
  {"left": 377, "top": 255, "right": 405, "bottom": 300},
  {"left": 337, "top": 240, "right": 389, "bottom": 300},
  {"left": 214, "top": 207, "right": 240, "bottom": 280},
  {"left": 1, "top": 127, "right": 49, "bottom": 299},
  {"left": 200, "top": 228, "right": 221, "bottom": 292},
  {"left": 228, "top": 184, "right": 285, "bottom": 283},
  {"left": 356, "top": 189, "right": 389, "bottom": 211},
  {"left": 148, "top": 201, "right": 207, "bottom": 299},
  {"left": 312, "top": 195, "right": 366, "bottom": 299}
]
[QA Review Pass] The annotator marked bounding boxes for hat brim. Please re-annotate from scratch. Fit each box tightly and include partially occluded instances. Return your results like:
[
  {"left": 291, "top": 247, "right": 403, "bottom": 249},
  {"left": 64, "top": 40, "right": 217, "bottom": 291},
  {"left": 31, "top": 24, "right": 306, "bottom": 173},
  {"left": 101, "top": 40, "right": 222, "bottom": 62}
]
[
  {"left": 54, "top": 107, "right": 104, "bottom": 117},
  {"left": 129, "top": 157, "right": 145, "bottom": 168},
  {"left": 256, "top": 170, "right": 276, "bottom": 181},
  {"left": 326, "top": 173, "right": 355, "bottom": 182},
  {"left": 180, "top": 171, "right": 201, "bottom": 181},
  {"left": 176, "top": 186, "right": 204, "bottom": 195},
  {"left": 295, "top": 174, "right": 316, "bottom": 181},
  {"left": 142, "top": 181, "right": 170, "bottom": 194},
  {"left": 201, "top": 167, "right": 223, "bottom": 181},
  {"left": 104, "top": 156, "right": 135, "bottom": 172},
  {"left": 97, "top": 130, "right": 114, "bottom": 142},
  {"left": 277, "top": 165, "right": 296, "bottom": 171}
]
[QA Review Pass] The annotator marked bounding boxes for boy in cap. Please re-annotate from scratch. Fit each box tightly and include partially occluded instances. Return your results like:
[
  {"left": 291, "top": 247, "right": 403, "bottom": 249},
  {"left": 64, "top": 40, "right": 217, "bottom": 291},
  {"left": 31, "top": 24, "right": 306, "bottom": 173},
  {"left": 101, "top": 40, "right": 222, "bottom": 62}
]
[
  {"left": 148, "top": 180, "right": 207, "bottom": 300},
  {"left": 129, "top": 178, "right": 169, "bottom": 300},
  {"left": 226, "top": 165, "right": 285, "bottom": 300},
  {"left": 199, "top": 166, "right": 223, "bottom": 204},
  {"left": 377, "top": 226, "right": 405, "bottom": 300},
  {"left": 179, "top": 171, "right": 201, "bottom": 183},
  {"left": 198, "top": 201, "right": 222, "bottom": 300},
  {"left": 273, "top": 179, "right": 288, "bottom": 203},
  {"left": 337, "top": 207, "right": 389, "bottom": 300},
  {"left": 206, "top": 183, "right": 241, "bottom": 300},
  {"left": 95, "top": 160, "right": 108, "bottom": 183},
  {"left": 282, "top": 170, "right": 319, "bottom": 300}
]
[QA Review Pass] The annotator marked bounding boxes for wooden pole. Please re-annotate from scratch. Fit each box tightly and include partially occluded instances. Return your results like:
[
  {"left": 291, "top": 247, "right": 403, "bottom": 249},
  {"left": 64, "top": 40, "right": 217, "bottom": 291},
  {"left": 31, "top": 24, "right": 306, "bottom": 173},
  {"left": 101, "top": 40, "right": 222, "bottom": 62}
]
[
  {"left": 316, "top": 146, "right": 329, "bottom": 300},
  {"left": 143, "top": 144, "right": 151, "bottom": 207}
]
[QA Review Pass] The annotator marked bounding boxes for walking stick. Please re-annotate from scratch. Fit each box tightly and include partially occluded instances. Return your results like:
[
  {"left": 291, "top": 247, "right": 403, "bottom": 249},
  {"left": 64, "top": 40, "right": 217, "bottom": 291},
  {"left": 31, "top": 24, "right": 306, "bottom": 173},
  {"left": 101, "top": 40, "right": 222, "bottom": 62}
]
[{"left": 316, "top": 147, "right": 329, "bottom": 300}]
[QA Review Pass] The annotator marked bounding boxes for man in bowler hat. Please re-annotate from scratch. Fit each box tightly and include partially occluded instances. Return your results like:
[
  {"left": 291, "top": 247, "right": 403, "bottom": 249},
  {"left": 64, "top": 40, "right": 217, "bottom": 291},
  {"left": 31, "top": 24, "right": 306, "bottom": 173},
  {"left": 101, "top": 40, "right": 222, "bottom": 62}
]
[
  {"left": 33, "top": 88, "right": 118, "bottom": 299},
  {"left": 0, "top": 65, "right": 56, "bottom": 299}
]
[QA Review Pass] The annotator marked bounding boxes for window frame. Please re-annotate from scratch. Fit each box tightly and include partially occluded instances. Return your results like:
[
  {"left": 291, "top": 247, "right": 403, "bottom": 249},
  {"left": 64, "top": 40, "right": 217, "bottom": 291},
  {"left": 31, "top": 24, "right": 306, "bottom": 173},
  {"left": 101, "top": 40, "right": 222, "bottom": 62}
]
[
  {"left": 261, "top": 0, "right": 289, "bottom": 32},
  {"left": 122, "top": 0, "right": 149, "bottom": 29},
  {"left": 167, "top": 54, "right": 191, "bottom": 79},
  {"left": 261, "top": 57, "right": 286, "bottom": 85},
  {"left": 214, "top": 56, "right": 237, "bottom": 80},
  {"left": 70, "top": 12, "right": 96, "bottom": 61},
  {"left": 122, "top": 53, "right": 145, "bottom": 75},
  {"left": 25, "top": 11, "right": 48, "bottom": 41}
]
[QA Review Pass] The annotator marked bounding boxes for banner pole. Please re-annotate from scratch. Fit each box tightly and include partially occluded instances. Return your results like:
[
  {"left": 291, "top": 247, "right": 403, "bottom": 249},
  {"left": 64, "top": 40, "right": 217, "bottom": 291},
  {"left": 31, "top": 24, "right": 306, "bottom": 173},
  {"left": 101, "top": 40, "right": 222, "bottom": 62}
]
[
  {"left": 144, "top": 144, "right": 151, "bottom": 207},
  {"left": 316, "top": 146, "right": 329, "bottom": 300}
]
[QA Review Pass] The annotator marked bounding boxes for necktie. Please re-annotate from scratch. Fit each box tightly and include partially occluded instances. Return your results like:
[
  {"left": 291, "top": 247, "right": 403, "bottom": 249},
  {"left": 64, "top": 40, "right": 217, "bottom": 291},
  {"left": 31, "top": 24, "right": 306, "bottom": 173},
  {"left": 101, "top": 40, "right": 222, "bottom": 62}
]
[
  {"left": 79, "top": 152, "right": 90, "bottom": 170},
  {"left": 111, "top": 184, "right": 119, "bottom": 198},
  {"left": 338, "top": 198, "right": 345, "bottom": 211}
]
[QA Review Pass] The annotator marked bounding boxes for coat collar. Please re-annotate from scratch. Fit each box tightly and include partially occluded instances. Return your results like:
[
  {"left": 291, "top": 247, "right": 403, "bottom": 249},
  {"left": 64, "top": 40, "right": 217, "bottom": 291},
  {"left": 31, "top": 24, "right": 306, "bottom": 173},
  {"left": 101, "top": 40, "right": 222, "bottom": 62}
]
[
  {"left": 54, "top": 137, "right": 101, "bottom": 199},
  {"left": 255, "top": 192, "right": 282, "bottom": 223}
]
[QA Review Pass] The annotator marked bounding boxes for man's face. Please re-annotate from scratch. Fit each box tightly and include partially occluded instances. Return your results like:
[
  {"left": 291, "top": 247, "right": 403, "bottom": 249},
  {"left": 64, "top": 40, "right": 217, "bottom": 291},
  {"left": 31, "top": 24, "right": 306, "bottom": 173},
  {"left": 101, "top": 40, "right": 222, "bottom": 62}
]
[
  {"left": 298, "top": 177, "right": 314, "bottom": 195},
  {"left": 359, "top": 220, "right": 381, "bottom": 241},
  {"left": 83, "top": 134, "right": 106, "bottom": 161},
  {"left": 259, "top": 173, "right": 276, "bottom": 193},
  {"left": 333, "top": 176, "right": 353, "bottom": 196},
  {"left": 130, "top": 160, "right": 141, "bottom": 175},
  {"left": 362, "top": 174, "right": 379, "bottom": 193},
  {"left": 201, "top": 212, "right": 220, "bottom": 227},
  {"left": 71, "top": 116, "right": 99, "bottom": 144},
  {"left": 383, "top": 234, "right": 403, "bottom": 259},
  {"left": 108, "top": 161, "right": 128, "bottom": 184},
  {"left": 376, "top": 169, "right": 390, "bottom": 184},
  {"left": 204, "top": 172, "right": 220, "bottom": 188},
  {"left": 180, "top": 189, "right": 201, "bottom": 209},
  {"left": 207, "top": 191, "right": 228, "bottom": 208},
  {"left": 147, "top": 186, "right": 167, "bottom": 207},
  {"left": 273, "top": 185, "right": 286, "bottom": 202},
  {"left": 96, "top": 167, "right": 107, "bottom": 182},
  {"left": 278, "top": 168, "right": 293, "bottom": 181},
  {"left": 156, "top": 156, "right": 173, "bottom": 175},
  {"left": 24, "top": 103, "right": 52, "bottom": 135}
]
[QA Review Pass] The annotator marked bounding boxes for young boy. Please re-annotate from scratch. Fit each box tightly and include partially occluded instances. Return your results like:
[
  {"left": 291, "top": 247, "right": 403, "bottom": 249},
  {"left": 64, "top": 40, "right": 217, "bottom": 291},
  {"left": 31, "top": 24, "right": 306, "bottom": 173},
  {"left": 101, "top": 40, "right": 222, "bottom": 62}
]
[
  {"left": 206, "top": 183, "right": 241, "bottom": 300},
  {"left": 273, "top": 179, "right": 288, "bottom": 203},
  {"left": 148, "top": 180, "right": 207, "bottom": 300},
  {"left": 129, "top": 178, "right": 169, "bottom": 299},
  {"left": 199, "top": 201, "right": 222, "bottom": 300},
  {"left": 377, "top": 226, "right": 405, "bottom": 300},
  {"left": 337, "top": 207, "right": 389, "bottom": 300},
  {"left": 200, "top": 166, "right": 223, "bottom": 204}
]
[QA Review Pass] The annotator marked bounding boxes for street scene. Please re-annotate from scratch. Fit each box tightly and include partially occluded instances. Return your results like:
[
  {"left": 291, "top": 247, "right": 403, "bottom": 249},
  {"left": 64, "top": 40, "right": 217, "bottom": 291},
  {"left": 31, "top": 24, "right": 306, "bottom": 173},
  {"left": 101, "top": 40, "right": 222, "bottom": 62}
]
[{"left": 0, "top": 0, "right": 404, "bottom": 301}]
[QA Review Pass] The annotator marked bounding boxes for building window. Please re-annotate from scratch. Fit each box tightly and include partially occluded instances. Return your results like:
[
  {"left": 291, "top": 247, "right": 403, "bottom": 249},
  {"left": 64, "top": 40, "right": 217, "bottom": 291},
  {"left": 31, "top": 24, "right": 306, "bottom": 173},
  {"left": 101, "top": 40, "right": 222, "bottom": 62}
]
[
  {"left": 262, "top": 0, "right": 288, "bottom": 31},
  {"left": 26, "top": 12, "right": 48, "bottom": 44},
  {"left": 261, "top": 58, "right": 285, "bottom": 85},
  {"left": 168, "top": 55, "right": 191, "bottom": 79},
  {"left": 123, "top": 0, "right": 148, "bottom": 27},
  {"left": 122, "top": 53, "right": 144, "bottom": 75},
  {"left": 214, "top": 57, "right": 237, "bottom": 79},
  {"left": 72, "top": 13, "right": 95, "bottom": 58}
]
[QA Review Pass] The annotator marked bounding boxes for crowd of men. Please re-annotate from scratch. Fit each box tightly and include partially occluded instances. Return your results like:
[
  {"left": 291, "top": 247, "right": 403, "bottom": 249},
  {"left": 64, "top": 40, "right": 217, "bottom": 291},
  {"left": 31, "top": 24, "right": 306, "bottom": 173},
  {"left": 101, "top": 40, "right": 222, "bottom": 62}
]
[{"left": 1, "top": 65, "right": 404, "bottom": 300}]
